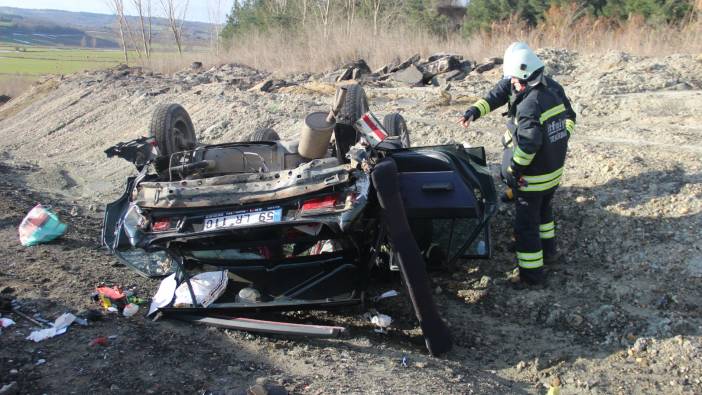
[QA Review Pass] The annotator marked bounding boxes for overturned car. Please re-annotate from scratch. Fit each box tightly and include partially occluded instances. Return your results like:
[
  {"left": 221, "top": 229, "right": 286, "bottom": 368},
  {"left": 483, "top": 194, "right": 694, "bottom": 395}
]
[{"left": 103, "top": 84, "right": 497, "bottom": 355}]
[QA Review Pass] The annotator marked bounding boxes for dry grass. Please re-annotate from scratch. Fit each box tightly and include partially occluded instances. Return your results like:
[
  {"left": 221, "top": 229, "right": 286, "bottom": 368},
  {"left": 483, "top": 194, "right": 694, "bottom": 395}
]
[
  {"left": 0, "top": 75, "right": 37, "bottom": 98},
  {"left": 480, "top": 5, "right": 702, "bottom": 57},
  {"left": 145, "top": 6, "right": 702, "bottom": 74}
]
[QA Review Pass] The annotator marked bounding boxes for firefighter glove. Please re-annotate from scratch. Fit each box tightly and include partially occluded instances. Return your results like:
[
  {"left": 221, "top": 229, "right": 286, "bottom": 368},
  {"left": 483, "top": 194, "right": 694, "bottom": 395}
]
[{"left": 506, "top": 163, "right": 527, "bottom": 189}]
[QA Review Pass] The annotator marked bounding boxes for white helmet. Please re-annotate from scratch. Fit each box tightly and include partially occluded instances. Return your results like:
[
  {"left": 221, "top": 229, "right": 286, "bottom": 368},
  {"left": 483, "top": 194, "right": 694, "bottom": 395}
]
[
  {"left": 503, "top": 42, "right": 530, "bottom": 60},
  {"left": 502, "top": 42, "right": 530, "bottom": 78},
  {"left": 503, "top": 46, "right": 544, "bottom": 81}
]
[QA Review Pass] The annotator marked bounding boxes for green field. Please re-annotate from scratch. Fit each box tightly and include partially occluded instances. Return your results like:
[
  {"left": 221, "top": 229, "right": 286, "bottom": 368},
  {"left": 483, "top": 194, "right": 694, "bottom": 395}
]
[{"left": 0, "top": 44, "right": 133, "bottom": 76}]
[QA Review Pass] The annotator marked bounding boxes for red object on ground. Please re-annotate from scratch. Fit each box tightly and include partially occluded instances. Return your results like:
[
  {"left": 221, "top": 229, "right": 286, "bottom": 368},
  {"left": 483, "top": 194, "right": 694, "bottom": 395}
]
[
  {"left": 96, "top": 286, "right": 126, "bottom": 301},
  {"left": 89, "top": 336, "right": 109, "bottom": 347}
]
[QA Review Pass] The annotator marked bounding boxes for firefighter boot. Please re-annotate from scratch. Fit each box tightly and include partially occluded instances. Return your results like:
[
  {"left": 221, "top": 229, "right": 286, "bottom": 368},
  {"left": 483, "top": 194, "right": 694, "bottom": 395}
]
[{"left": 519, "top": 267, "right": 545, "bottom": 285}]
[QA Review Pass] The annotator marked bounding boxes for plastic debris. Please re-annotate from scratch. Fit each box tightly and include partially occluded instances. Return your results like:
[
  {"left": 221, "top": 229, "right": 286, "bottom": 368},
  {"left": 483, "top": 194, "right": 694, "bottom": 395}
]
[
  {"left": 0, "top": 316, "right": 15, "bottom": 335},
  {"left": 26, "top": 313, "right": 77, "bottom": 342},
  {"left": 18, "top": 204, "right": 68, "bottom": 246},
  {"left": 375, "top": 290, "right": 399, "bottom": 301},
  {"left": 0, "top": 382, "right": 18, "bottom": 394},
  {"left": 236, "top": 287, "right": 262, "bottom": 303},
  {"left": 95, "top": 286, "right": 126, "bottom": 301},
  {"left": 89, "top": 336, "right": 108, "bottom": 347},
  {"left": 401, "top": 355, "right": 409, "bottom": 368},
  {"left": 0, "top": 317, "right": 15, "bottom": 328},
  {"left": 174, "top": 271, "right": 228, "bottom": 308},
  {"left": 35, "top": 359, "right": 46, "bottom": 366},
  {"left": 371, "top": 313, "right": 392, "bottom": 329},
  {"left": 122, "top": 303, "right": 139, "bottom": 317},
  {"left": 92, "top": 285, "right": 144, "bottom": 316}
]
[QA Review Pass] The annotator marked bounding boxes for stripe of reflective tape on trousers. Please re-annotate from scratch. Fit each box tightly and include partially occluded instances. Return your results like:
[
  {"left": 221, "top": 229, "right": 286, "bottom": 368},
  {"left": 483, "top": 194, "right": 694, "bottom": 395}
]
[
  {"left": 539, "top": 221, "right": 555, "bottom": 239},
  {"left": 517, "top": 250, "right": 544, "bottom": 269}
]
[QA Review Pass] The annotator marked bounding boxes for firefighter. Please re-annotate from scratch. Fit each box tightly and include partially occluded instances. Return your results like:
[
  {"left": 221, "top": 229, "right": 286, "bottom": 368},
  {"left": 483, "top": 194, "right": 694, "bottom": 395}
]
[{"left": 458, "top": 43, "right": 576, "bottom": 285}]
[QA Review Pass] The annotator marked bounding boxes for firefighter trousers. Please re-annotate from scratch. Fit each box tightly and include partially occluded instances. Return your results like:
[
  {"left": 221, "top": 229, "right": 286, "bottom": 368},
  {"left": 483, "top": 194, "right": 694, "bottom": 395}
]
[
  {"left": 514, "top": 189, "right": 557, "bottom": 273},
  {"left": 501, "top": 148, "right": 558, "bottom": 283}
]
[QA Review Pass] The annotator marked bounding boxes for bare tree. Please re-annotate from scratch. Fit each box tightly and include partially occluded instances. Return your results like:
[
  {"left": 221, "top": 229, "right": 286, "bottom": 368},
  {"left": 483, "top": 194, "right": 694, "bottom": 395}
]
[
  {"left": 370, "top": 0, "right": 381, "bottom": 36},
  {"left": 160, "top": 0, "right": 190, "bottom": 55},
  {"left": 105, "top": 0, "right": 129, "bottom": 63},
  {"left": 314, "top": 0, "right": 332, "bottom": 38},
  {"left": 107, "top": 0, "right": 147, "bottom": 62},
  {"left": 301, "top": 0, "right": 308, "bottom": 27},
  {"left": 131, "top": 0, "right": 153, "bottom": 59},
  {"left": 266, "top": 0, "right": 289, "bottom": 16},
  {"left": 207, "top": 0, "right": 227, "bottom": 55},
  {"left": 345, "top": 0, "right": 357, "bottom": 37}
]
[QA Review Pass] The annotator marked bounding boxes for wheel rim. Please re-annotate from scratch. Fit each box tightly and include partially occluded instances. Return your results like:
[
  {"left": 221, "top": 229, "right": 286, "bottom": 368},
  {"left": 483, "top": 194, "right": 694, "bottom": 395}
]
[{"left": 172, "top": 120, "right": 191, "bottom": 151}]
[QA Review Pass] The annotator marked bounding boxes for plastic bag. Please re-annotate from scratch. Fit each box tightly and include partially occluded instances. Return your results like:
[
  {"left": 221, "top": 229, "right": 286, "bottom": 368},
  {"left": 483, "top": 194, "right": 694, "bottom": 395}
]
[
  {"left": 18, "top": 204, "right": 67, "bottom": 246},
  {"left": 174, "top": 271, "right": 228, "bottom": 308},
  {"left": 148, "top": 273, "right": 177, "bottom": 317}
]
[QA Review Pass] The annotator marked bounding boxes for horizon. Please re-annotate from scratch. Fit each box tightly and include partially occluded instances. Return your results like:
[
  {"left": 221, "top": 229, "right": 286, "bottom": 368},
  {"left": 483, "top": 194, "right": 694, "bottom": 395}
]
[{"left": 0, "top": 1, "right": 234, "bottom": 24}]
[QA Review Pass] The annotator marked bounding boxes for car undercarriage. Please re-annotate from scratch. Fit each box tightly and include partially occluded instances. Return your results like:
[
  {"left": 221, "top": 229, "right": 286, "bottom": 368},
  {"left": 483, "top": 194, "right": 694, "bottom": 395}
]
[{"left": 103, "top": 84, "right": 497, "bottom": 355}]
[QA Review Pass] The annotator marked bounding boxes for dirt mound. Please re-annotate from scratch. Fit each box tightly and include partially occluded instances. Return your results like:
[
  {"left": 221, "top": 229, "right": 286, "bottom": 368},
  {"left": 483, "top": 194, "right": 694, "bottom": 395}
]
[{"left": 1, "top": 49, "right": 701, "bottom": 394}]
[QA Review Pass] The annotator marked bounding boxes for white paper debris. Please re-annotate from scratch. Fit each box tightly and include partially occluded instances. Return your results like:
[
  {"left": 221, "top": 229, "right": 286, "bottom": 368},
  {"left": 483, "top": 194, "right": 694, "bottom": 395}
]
[{"left": 26, "top": 313, "right": 76, "bottom": 342}]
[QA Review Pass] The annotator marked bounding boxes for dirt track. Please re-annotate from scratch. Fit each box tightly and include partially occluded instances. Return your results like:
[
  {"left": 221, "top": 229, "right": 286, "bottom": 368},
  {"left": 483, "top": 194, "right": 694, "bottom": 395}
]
[{"left": 1, "top": 50, "right": 702, "bottom": 394}]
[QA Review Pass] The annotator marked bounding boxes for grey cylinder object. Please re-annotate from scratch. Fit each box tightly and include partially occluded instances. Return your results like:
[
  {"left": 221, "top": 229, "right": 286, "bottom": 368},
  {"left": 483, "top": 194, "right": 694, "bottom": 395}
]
[{"left": 299, "top": 111, "right": 335, "bottom": 159}]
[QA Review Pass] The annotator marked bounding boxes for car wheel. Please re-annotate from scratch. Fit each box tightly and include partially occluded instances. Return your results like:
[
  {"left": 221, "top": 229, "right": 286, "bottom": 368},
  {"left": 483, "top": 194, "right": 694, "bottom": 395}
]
[
  {"left": 336, "top": 83, "right": 369, "bottom": 126},
  {"left": 383, "top": 113, "right": 411, "bottom": 148},
  {"left": 249, "top": 127, "right": 280, "bottom": 141},
  {"left": 149, "top": 103, "right": 198, "bottom": 157}
]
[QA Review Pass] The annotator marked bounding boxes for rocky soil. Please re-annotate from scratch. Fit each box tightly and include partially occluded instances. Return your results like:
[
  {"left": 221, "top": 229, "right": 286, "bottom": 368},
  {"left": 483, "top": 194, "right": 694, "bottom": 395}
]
[{"left": 0, "top": 49, "right": 701, "bottom": 394}]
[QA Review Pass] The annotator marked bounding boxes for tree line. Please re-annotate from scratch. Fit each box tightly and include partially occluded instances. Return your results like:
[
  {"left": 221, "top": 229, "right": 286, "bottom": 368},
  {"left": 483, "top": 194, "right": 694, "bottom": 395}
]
[
  {"left": 221, "top": 0, "right": 698, "bottom": 40},
  {"left": 221, "top": 0, "right": 452, "bottom": 39}
]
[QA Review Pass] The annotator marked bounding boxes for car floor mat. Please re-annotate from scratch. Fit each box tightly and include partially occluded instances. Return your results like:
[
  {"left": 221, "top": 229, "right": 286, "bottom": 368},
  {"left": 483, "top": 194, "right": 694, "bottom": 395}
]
[{"left": 371, "top": 158, "right": 452, "bottom": 356}]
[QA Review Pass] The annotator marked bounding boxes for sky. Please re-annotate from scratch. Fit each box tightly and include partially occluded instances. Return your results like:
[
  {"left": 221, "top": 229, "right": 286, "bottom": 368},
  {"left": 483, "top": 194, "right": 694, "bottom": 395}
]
[{"left": 0, "top": 0, "right": 235, "bottom": 23}]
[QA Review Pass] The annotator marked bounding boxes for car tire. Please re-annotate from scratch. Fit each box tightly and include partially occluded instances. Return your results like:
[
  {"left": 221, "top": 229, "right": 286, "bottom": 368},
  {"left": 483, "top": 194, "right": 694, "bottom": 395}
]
[
  {"left": 249, "top": 128, "right": 280, "bottom": 141},
  {"left": 336, "top": 83, "right": 369, "bottom": 126},
  {"left": 383, "top": 113, "right": 411, "bottom": 148},
  {"left": 149, "top": 103, "right": 198, "bottom": 157}
]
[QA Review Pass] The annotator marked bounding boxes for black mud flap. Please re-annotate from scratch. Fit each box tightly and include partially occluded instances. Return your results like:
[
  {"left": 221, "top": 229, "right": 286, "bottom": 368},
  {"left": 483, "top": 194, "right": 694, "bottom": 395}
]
[
  {"left": 371, "top": 159, "right": 452, "bottom": 356},
  {"left": 102, "top": 177, "right": 136, "bottom": 251}
]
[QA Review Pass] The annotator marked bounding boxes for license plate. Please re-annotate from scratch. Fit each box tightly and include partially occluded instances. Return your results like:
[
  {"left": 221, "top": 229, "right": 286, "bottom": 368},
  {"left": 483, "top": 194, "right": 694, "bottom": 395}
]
[{"left": 203, "top": 208, "right": 282, "bottom": 231}]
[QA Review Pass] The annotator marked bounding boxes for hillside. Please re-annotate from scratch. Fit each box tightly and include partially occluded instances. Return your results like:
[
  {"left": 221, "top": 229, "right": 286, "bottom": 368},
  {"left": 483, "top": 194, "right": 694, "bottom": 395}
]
[
  {"left": 0, "top": 7, "right": 213, "bottom": 48},
  {"left": 0, "top": 50, "right": 701, "bottom": 393}
]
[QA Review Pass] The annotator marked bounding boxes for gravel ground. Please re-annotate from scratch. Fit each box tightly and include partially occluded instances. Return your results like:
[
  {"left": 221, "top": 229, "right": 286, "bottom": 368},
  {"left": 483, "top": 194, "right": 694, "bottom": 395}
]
[{"left": 0, "top": 49, "right": 701, "bottom": 394}]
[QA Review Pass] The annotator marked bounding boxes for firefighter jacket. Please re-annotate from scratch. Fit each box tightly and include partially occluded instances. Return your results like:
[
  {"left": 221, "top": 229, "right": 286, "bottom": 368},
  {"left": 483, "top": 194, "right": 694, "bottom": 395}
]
[
  {"left": 463, "top": 73, "right": 576, "bottom": 193},
  {"left": 463, "top": 75, "right": 576, "bottom": 148}
]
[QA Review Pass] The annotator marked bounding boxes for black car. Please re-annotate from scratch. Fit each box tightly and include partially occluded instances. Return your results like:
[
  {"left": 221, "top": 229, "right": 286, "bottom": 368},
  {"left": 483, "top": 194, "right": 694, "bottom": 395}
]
[{"left": 103, "top": 85, "right": 497, "bottom": 355}]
